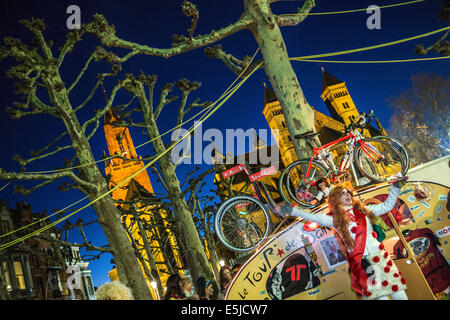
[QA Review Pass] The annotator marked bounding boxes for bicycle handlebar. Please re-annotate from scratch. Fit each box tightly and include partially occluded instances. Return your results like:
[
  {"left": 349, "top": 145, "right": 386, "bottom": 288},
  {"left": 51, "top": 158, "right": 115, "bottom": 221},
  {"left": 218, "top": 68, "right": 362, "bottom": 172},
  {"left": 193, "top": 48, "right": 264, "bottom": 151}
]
[{"left": 345, "top": 109, "right": 375, "bottom": 133}]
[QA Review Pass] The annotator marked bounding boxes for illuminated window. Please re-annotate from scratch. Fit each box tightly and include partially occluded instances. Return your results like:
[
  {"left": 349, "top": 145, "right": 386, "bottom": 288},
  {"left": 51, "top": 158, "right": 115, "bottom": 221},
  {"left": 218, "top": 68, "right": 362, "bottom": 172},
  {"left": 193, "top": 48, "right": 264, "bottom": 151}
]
[
  {"left": 86, "top": 276, "right": 94, "bottom": 296},
  {"left": 13, "top": 261, "right": 26, "bottom": 290}
]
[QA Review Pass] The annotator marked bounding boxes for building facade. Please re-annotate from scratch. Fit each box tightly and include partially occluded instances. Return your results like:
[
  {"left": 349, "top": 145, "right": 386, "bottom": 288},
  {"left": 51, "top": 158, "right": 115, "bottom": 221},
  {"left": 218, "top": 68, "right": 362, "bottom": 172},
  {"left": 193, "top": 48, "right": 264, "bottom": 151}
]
[{"left": 0, "top": 200, "right": 94, "bottom": 300}]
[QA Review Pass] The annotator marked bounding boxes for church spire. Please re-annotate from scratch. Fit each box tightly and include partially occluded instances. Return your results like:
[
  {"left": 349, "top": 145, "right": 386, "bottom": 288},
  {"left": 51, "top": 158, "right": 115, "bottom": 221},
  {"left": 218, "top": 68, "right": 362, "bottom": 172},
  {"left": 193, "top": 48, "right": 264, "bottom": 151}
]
[
  {"left": 321, "top": 68, "right": 343, "bottom": 93},
  {"left": 263, "top": 82, "right": 278, "bottom": 105}
]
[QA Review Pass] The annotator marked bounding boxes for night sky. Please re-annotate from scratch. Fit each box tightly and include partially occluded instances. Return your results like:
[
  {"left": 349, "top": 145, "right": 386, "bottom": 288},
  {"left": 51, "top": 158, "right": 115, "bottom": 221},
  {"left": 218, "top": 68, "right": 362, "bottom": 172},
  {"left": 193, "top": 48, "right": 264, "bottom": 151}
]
[{"left": 0, "top": 0, "right": 448, "bottom": 288}]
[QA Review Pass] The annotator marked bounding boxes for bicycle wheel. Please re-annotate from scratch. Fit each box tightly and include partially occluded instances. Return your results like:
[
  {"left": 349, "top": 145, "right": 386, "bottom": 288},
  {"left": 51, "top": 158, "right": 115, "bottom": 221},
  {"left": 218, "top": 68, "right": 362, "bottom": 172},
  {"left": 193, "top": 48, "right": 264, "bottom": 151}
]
[
  {"left": 354, "top": 138, "right": 405, "bottom": 183},
  {"left": 278, "top": 159, "right": 328, "bottom": 208},
  {"left": 278, "top": 161, "right": 299, "bottom": 204},
  {"left": 214, "top": 195, "right": 272, "bottom": 252},
  {"left": 371, "top": 135, "right": 410, "bottom": 173}
]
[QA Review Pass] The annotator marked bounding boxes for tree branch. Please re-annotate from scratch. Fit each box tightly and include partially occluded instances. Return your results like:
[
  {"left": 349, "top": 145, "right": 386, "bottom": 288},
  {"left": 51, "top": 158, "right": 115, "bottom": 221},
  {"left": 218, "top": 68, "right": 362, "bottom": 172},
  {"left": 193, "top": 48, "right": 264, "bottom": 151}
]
[
  {"left": 154, "top": 83, "right": 177, "bottom": 120},
  {"left": 13, "top": 144, "right": 73, "bottom": 168},
  {"left": 182, "top": 1, "right": 200, "bottom": 40},
  {"left": 274, "top": 0, "right": 315, "bottom": 27},
  {"left": 14, "top": 178, "right": 58, "bottom": 196},
  {"left": 415, "top": 30, "right": 450, "bottom": 56},
  {"left": 204, "top": 45, "right": 262, "bottom": 77},
  {"left": 81, "top": 80, "right": 123, "bottom": 133},
  {"left": 68, "top": 54, "right": 95, "bottom": 92},
  {"left": 85, "top": 12, "right": 252, "bottom": 59},
  {"left": 0, "top": 167, "right": 96, "bottom": 193}
]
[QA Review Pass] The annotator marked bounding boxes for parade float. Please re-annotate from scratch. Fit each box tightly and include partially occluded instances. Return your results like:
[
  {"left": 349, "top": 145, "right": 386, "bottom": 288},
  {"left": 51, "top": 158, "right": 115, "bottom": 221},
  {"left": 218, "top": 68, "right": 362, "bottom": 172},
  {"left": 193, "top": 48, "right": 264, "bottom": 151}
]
[{"left": 225, "top": 157, "right": 450, "bottom": 300}]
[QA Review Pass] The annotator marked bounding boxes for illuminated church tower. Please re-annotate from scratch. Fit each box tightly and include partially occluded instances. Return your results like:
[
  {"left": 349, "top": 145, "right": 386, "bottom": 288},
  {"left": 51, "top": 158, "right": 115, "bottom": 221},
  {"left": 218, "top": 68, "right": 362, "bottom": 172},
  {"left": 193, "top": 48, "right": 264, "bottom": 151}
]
[
  {"left": 103, "top": 107, "right": 154, "bottom": 199},
  {"left": 320, "top": 68, "right": 361, "bottom": 127},
  {"left": 263, "top": 69, "right": 385, "bottom": 169},
  {"left": 103, "top": 106, "right": 182, "bottom": 298}
]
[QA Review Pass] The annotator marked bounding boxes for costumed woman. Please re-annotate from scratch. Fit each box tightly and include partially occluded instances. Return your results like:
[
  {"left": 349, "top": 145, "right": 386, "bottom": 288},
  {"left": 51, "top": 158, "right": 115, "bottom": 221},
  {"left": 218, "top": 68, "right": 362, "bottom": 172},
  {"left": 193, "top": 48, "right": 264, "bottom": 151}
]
[{"left": 280, "top": 177, "right": 409, "bottom": 300}]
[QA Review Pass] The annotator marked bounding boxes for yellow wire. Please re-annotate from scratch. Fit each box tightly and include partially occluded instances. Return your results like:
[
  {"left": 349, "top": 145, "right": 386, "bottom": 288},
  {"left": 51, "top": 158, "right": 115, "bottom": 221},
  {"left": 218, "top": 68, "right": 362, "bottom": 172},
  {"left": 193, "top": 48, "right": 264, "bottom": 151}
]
[
  {"left": 2, "top": 25, "right": 448, "bottom": 241},
  {"left": 290, "top": 26, "right": 450, "bottom": 61},
  {"left": 10, "top": 24, "right": 448, "bottom": 175},
  {"left": 0, "top": 63, "right": 262, "bottom": 251},
  {"left": 279, "top": 0, "right": 426, "bottom": 16},
  {"left": 24, "top": 104, "right": 210, "bottom": 175},
  {"left": 0, "top": 50, "right": 262, "bottom": 249},
  {"left": 2, "top": 25, "right": 448, "bottom": 242},
  {"left": 294, "top": 56, "right": 450, "bottom": 63},
  {"left": 0, "top": 182, "right": 11, "bottom": 192},
  {"left": 18, "top": 53, "right": 253, "bottom": 176},
  {"left": 0, "top": 97, "right": 220, "bottom": 240},
  {"left": 0, "top": 48, "right": 260, "bottom": 240}
]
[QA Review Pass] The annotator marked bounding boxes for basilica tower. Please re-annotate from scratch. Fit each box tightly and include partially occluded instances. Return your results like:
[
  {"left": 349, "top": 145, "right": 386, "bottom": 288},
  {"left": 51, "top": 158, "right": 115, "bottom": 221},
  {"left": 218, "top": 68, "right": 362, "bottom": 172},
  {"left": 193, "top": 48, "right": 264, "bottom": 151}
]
[
  {"left": 103, "top": 107, "right": 154, "bottom": 201},
  {"left": 320, "top": 68, "right": 361, "bottom": 127}
]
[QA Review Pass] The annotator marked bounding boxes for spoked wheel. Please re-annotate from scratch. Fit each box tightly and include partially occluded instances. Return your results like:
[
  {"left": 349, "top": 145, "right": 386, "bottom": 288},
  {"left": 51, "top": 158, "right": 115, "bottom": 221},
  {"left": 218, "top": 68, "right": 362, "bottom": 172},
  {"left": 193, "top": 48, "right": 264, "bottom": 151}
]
[
  {"left": 214, "top": 195, "right": 272, "bottom": 253},
  {"left": 278, "top": 159, "right": 328, "bottom": 208},
  {"left": 371, "top": 135, "right": 410, "bottom": 173},
  {"left": 354, "top": 138, "right": 406, "bottom": 183}
]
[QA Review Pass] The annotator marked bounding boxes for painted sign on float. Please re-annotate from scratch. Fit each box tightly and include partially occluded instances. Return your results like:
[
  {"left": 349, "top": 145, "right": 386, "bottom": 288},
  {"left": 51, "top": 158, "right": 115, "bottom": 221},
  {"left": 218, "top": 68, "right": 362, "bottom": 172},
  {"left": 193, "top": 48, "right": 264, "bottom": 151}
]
[
  {"left": 226, "top": 220, "right": 335, "bottom": 300},
  {"left": 225, "top": 181, "right": 450, "bottom": 300}
]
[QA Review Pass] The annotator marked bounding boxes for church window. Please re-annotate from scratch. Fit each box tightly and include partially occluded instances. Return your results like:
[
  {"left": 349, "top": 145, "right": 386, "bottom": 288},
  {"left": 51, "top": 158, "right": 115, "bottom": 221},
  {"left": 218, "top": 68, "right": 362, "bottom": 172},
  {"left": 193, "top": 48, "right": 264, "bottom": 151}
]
[
  {"left": 342, "top": 102, "right": 350, "bottom": 109},
  {"left": 272, "top": 109, "right": 283, "bottom": 116}
]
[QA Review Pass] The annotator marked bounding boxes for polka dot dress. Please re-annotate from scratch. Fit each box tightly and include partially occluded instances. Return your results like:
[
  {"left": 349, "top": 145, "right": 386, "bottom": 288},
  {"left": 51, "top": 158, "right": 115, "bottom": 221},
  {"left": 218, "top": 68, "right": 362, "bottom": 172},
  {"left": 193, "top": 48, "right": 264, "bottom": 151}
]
[{"left": 361, "top": 241, "right": 407, "bottom": 300}]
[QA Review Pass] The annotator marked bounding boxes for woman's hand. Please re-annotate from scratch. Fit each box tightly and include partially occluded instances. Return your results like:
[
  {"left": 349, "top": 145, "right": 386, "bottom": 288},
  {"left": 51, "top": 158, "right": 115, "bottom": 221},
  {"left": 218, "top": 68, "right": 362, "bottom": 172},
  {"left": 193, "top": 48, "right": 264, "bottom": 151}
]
[
  {"left": 278, "top": 204, "right": 294, "bottom": 217},
  {"left": 393, "top": 175, "right": 408, "bottom": 188}
]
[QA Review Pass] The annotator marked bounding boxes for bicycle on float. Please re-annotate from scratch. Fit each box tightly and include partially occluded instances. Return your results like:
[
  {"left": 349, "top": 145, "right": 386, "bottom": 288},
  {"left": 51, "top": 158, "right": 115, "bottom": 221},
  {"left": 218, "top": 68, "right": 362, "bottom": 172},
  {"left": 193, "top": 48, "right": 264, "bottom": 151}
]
[
  {"left": 279, "top": 111, "right": 409, "bottom": 208},
  {"left": 214, "top": 162, "right": 289, "bottom": 253}
]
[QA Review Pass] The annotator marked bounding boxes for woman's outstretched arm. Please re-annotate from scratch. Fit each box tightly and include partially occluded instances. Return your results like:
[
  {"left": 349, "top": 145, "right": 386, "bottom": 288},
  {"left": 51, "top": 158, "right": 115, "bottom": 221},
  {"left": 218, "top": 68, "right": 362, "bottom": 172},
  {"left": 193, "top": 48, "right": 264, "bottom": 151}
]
[
  {"left": 280, "top": 205, "right": 333, "bottom": 227},
  {"left": 366, "top": 177, "right": 407, "bottom": 216}
]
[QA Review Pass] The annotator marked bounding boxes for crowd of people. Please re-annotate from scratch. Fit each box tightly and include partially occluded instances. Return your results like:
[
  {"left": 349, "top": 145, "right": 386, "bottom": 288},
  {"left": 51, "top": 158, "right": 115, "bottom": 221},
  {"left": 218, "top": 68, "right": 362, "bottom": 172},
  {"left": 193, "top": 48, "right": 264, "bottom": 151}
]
[
  {"left": 161, "top": 264, "right": 240, "bottom": 300},
  {"left": 95, "top": 263, "right": 241, "bottom": 300}
]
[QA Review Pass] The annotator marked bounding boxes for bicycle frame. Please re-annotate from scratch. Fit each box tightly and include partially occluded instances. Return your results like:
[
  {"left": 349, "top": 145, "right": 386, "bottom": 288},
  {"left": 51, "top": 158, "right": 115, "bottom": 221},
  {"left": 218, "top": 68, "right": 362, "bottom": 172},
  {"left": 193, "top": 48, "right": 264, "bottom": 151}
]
[
  {"left": 304, "top": 129, "right": 385, "bottom": 184},
  {"left": 222, "top": 161, "right": 277, "bottom": 211}
]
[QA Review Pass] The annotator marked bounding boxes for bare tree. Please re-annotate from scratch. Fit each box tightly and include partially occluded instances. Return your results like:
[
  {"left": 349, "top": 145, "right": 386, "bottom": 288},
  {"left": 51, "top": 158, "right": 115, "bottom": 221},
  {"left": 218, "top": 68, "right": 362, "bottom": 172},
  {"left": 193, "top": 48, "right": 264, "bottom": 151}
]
[
  {"left": 85, "top": 0, "right": 318, "bottom": 160},
  {"left": 389, "top": 73, "right": 450, "bottom": 164},
  {"left": 415, "top": 0, "right": 450, "bottom": 56},
  {"left": 106, "top": 72, "right": 217, "bottom": 286},
  {"left": 182, "top": 166, "right": 222, "bottom": 279},
  {"left": 0, "top": 19, "right": 152, "bottom": 299}
]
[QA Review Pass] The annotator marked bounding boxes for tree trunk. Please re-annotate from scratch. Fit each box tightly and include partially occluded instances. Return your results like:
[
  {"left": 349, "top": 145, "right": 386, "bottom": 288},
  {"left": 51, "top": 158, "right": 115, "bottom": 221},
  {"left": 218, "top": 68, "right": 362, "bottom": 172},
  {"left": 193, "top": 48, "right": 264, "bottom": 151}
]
[
  {"left": 133, "top": 213, "right": 165, "bottom": 298},
  {"left": 245, "top": 0, "right": 316, "bottom": 160},
  {"left": 206, "top": 234, "right": 220, "bottom": 280},
  {"left": 0, "top": 271, "right": 10, "bottom": 300},
  {"left": 144, "top": 116, "right": 215, "bottom": 288},
  {"left": 43, "top": 75, "right": 152, "bottom": 300}
]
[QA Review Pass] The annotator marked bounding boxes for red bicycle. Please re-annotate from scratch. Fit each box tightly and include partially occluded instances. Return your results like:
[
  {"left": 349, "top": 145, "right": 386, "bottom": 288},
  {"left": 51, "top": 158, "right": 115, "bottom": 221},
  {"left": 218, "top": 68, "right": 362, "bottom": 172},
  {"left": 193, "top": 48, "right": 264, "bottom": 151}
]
[{"left": 279, "top": 112, "right": 408, "bottom": 208}]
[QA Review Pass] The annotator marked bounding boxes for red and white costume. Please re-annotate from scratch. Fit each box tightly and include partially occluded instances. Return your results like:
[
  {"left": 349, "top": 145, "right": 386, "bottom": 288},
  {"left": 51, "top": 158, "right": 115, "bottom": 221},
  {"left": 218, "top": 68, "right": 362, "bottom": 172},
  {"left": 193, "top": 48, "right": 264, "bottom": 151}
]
[{"left": 291, "top": 186, "right": 408, "bottom": 300}]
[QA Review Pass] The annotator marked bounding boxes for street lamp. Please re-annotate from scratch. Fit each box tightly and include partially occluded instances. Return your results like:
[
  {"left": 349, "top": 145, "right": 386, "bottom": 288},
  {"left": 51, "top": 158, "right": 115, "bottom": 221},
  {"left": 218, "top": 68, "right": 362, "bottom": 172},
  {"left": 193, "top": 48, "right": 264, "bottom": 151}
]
[
  {"left": 219, "top": 260, "right": 225, "bottom": 267},
  {"left": 150, "top": 281, "right": 160, "bottom": 300}
]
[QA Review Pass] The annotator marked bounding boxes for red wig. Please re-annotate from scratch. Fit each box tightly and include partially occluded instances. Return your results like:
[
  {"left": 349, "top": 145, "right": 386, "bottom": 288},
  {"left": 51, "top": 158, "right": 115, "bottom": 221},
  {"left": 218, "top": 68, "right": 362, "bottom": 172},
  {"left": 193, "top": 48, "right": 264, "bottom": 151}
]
[{"left": 327, "top": 185, "right": 377, "bottom": 250}]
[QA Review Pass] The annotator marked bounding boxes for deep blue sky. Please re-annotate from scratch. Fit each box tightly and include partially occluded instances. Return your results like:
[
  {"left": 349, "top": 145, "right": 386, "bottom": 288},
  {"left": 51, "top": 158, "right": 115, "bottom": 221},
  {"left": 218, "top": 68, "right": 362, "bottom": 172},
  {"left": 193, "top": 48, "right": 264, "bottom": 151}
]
[{"left": 0, "top": 0, "right": 448, "bottom": 288}]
